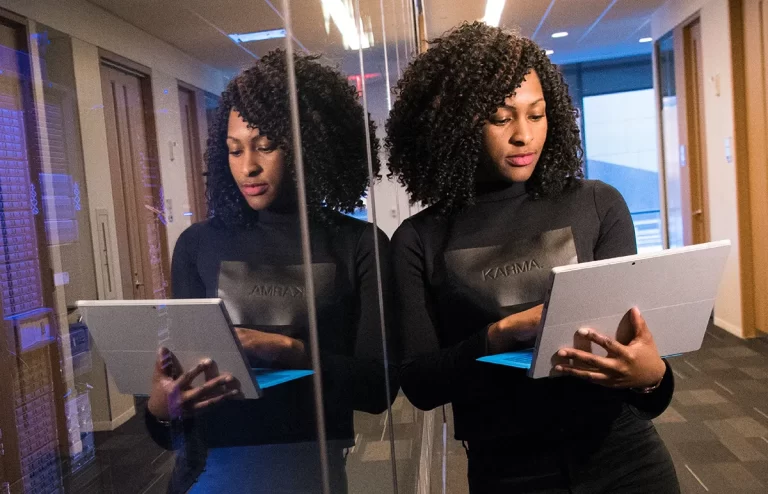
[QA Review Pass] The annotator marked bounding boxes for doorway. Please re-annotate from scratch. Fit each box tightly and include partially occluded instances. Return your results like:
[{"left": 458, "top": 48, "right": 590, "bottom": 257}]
[
  {"left": 178, "top": 85, "right": 207, "bottom": 222},
  {"left": 100, "top": 61, "right": 168, "bottom": 300},
  {"left": 657, "top": 19, "right": 711, "bottom": 249},
  {"left": 683, "top": 19, "right": 710, "bottom": 245}
]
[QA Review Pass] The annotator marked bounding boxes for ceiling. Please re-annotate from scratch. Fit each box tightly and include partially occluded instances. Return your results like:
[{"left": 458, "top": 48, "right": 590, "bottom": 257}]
[
  {"left": 424, "top": 0, "right": 668, "bottom": 65},
  {"left": 85, "top": 0, "right": 668, "bottom": 75},
  {"left": 85, "top": 0, "right": 412, "bottom": 75}
]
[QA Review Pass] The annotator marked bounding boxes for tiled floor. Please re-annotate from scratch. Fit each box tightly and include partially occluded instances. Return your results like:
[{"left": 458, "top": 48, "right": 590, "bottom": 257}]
[
  {"left": 426, "top": 324, "right": 768, "bottom": 494},
  {"left": 71, "top": 324, "right": 767, "bottom": 493},
  {"left": 654, "top": 325, "right": 768, "bottom": 493}
]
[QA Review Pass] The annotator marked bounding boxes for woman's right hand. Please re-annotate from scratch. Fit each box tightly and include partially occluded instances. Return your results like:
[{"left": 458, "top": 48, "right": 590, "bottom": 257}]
[
  {"left": 487, "top": 304, "right": 544, "bottom": 354},
  {"left": 147, "top": 347, "right": 244, "bottom": 421}
]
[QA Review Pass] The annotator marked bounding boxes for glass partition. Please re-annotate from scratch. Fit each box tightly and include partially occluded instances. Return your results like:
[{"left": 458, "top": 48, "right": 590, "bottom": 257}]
[{"left": 0, "top": 1, "right": 413, "bottom": 493}]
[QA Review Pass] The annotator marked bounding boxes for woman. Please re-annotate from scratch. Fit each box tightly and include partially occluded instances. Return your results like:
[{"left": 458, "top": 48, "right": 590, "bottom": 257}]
[
  {"left": 145, "top": 50, "right": 396, "bottom": 493},
  {"left": 386, "top": 23, "right": 679, "bottom": 493}
]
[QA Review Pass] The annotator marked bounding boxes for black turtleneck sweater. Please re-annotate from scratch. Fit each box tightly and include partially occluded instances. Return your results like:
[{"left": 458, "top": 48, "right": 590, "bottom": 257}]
[
  {"left": 148, "top": 208, "right": 396, "bottom": 448},
  {"left": 391, "top": 179, "right": 674, "bottom": 441}
]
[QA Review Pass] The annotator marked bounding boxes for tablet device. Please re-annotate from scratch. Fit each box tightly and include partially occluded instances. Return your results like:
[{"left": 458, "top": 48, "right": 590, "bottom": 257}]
[
  {"left": 478, "top": 240, "right": 731, "bottom": 378},
  {"left": 76, "top": 298, "right": 313, "bottom": 399}
]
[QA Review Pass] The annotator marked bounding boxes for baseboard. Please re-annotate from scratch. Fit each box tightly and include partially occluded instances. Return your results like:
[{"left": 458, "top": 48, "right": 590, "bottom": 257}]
[
  {"left": 714, "top": 317, "right": 743, "bottom": 338},
  {"left": 93, "top": 405, "right": 136, "bottom": 432}
]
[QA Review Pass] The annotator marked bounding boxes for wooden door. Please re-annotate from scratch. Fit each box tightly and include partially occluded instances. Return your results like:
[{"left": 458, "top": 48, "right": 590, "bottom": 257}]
[
  {"left": 178, "top": 86, "right": 207, "bottom": 222},
  {"left": 100, "top": 62, "right": 168, "bottom": 300},
  {"left": 684, "top": 20, "right": 710, "bottom": 244},
  {"left": 740, "top": 0, "right": 768, "bottom": 335}
]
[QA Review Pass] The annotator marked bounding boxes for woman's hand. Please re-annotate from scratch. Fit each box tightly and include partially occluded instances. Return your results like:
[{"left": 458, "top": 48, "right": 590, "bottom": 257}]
[
  {"left": 487, "top": 304, "right": 544, "bottom": 354},
  {"left": 234, "top": 328, "right": 308, "bottom": 369},
  {"left": 147, "top": 348, "right": 243, "bottom": 421},
  {"left": 554, "top": 307, "right": 666, "bottom": 389}
]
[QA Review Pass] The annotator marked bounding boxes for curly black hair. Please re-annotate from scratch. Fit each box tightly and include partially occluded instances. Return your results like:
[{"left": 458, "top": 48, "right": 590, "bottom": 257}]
[
  {"left": 385, "top": 22, "right": 583, "bottom": 212},
  {"left": 206, "top": 50, "right": 380, "bottom": 227}
]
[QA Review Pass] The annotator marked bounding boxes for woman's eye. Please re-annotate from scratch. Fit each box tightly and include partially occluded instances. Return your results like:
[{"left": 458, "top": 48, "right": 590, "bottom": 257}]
[
  {"left": 530, "top": 115, "right": 545, "bottom": 121},
  {"left": 490, "top": 118, "right": 511, "bottom": 126},
  {"left": 229, "top": 150, "right": 243, "bottom": 157},
  {"left": 258, "top": 145, "right": 277, "bottom": 153}
]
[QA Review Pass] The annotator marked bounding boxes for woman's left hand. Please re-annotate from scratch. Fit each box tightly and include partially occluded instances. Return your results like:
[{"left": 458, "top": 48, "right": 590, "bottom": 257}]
[
  {"left": 554, "top": 307, "right": 666, "bottom": 389},
  {"left": 234, "top": 328, "right": 308, "bottom": 369}
]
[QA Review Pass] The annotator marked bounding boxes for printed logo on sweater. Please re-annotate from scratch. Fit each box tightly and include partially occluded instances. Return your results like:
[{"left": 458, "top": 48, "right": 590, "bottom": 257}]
[
  {"left": 482, "top": 259, "right": 543, "bottom": 280},
  {"left": 444, "top": 227, "right": 577, "bottom": 310},
  {"left": 250, "top": 284, "right": 305, "bottom": 297},
  {"left": 218, "top": 262, "right": 336, "bottom": 327}
]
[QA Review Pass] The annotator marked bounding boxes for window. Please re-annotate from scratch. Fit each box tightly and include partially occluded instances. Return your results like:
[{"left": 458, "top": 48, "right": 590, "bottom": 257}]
[{"left": 583, "top": 89, "right": 663, "bottom": 252}]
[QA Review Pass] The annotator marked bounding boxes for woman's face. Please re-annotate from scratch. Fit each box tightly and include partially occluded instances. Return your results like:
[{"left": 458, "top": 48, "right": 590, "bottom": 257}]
[
  {"left": 481, "top": 69, "right": 548, "bottom": 183},
  {"left": 227, "top": 109, "right": 287, "bottom": 210}
]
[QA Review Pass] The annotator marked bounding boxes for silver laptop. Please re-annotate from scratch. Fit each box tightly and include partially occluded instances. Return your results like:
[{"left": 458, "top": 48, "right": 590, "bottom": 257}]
[
  {"left": 77, "top": 298, "right": 313, "bottom": 399},
  {"left": 478, "top": 240, "right": 731, "bottom": 378}
]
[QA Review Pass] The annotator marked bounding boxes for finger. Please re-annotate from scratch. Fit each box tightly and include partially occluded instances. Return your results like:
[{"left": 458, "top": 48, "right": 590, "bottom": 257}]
[
  {"left": 157, "top": 347, "right": 185, "bottom": 379},
  {"left": 203, "top": 359, "right": 221, "bottom": 382},
  {"left": 176, "top": 359, "right": 212, "bottom": 388},
  {"left": 234, "top": 327, "right": 250, "bottom": 339},
  {"left": 630, "top": 307, "right": 651, "bottom": 339},
  {"left": 555, "top": 365, "right": 617, "bottom": 386},
  {"left": 576, "top": 328, "right": 630, "bottom": 358},
  {"left": 182, "top": 374, "right": 240, "bottom": 403},
  {"left": 191, "top": 389, "right": 243, "bottom": 411},
  {"left": 557, "top": 348, "right": 621, "bottom": 373},
  {"left": 155, "top": 347, "right": 170, "bottom": 375}
]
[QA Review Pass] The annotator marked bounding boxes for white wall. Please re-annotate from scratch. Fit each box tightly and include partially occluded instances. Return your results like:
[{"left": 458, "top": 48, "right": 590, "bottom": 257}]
[
  {"left": 651, "top": 0, "right": 744, "bottom": 336},
  {"left": 0, "top": 0, "right": 229, "bottom": 275},
  {"left": 0, "top": 0, "right": 226, "bottom": 93}
]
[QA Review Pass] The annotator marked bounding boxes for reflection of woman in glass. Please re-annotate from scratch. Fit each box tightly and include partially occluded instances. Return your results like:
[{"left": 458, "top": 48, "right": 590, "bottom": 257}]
[
  {"left": 387, "top": 23, "right": 679, "bottom": 493},
  {"left": 145, "top": 50, "right": 396, "bottom": 493}
]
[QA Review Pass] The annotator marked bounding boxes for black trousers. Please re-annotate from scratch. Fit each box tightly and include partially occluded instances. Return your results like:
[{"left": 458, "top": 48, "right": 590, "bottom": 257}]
[{"left": 465, "top": 407, "right": 680, "bottom": 494}]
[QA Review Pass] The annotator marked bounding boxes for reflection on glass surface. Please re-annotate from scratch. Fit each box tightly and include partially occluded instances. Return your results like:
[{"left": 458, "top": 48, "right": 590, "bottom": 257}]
[
  {"left": 584, "top": 89, "right": 663, "bottom": 253},
  {"left": 144, "top": 50, "right": 396, "bottom": 493},
  {"left": 0, "top": 19, "right": 101, "bottom": 494},
  {"left": 0, "top": 1, "right": 411, "bottom": 492}
]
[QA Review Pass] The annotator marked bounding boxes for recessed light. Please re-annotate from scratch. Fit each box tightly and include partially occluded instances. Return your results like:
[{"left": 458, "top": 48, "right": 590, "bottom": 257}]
[
  {"left": 545, "top": 49, "right": 555, "bottom": 56},
  {"left": 639, "top": 37, "right": 653, "bottom": 43},
  {"left": 551, "top": 32, "right": 568, "bottom": 38},
  {"left": 228, "top": 29, "right": 286, "bottom": 43}
]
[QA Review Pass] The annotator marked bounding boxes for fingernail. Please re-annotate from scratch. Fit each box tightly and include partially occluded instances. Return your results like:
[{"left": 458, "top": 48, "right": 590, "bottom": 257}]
[
  {"left": 230, "top": 390, "right": 240, "bottom": 396},
  {"left": 555, "top": 365, "right": 563, "bottom": 372},
  {"left": 558, "top": 350, "right": 567, "bottom": 357},
  {"left": 203, "top": 359, "right": 212, "bottom": 366},
  {"left": 577, "top": 328, "right": 589, "bottom": 336}
]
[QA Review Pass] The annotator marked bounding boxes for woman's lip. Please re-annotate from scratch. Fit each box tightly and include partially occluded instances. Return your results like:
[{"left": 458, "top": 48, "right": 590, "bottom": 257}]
[
  {"left": 241, "top": 184, "right": 269, "bottom": 196},
  {"left": 506, "top": 153, "right": 536, "bottom": 167}
]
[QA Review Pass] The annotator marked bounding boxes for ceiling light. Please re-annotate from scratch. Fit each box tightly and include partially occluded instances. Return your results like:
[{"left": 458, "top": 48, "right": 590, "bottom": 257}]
[
  {"left": 321, "top": 0, "right": 374, "bottom": 50},
  {"left": 545, "top": 49, "right": 554, "bottom": 56},
  {"left": 483, "top": 0, "right": 506, "bottom": 28},
  {"left": 639, "top": 37, "right": 653, "bottom": 43},
  {"left": 228, "top": 29, "right": 286, "bottom": 43},
  {"left": 551, "top": 31, "right": 569, "bottom": 38}
]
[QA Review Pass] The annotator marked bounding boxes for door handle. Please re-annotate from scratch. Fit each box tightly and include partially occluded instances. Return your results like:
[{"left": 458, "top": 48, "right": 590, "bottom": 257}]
[
  {"left": 692, "top": 209, "right": 703, "bottom": 216},
  {"left": 134, "top": 273, "right": 144, "bottom": 289}
]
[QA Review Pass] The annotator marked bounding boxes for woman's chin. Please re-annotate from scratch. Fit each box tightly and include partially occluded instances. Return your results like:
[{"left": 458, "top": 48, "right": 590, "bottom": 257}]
[{"left": 244, "top": 195, "right": 275, "bottom": 211}]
